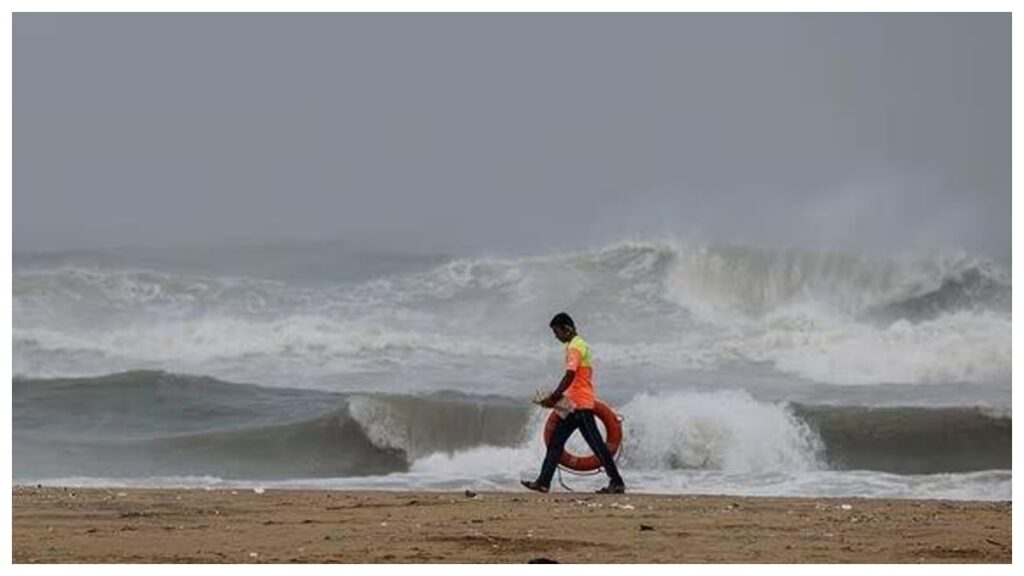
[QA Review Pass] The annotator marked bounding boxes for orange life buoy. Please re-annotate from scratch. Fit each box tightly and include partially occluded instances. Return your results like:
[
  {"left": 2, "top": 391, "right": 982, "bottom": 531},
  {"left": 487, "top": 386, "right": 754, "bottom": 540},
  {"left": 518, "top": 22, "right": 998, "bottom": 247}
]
[{"left": 543, "top": 399, "right": 623, "bottom": 472}]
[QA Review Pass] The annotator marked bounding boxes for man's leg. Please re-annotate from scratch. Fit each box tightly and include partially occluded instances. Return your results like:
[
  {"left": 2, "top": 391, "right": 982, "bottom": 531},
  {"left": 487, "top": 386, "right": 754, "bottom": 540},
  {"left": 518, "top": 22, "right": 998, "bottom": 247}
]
[
  {"left": 534, "top": 412, "right": 580, "bottom": 488},
  {"left": 577, "top": 410, "right": 625, "bottom": 487}
]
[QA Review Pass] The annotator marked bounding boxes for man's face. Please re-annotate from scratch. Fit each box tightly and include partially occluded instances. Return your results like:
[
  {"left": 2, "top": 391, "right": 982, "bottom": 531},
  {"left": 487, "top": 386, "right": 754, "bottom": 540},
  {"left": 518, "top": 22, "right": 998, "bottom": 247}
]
[{"left": 552, "top": 325, "right": 573, "bottom": 343}]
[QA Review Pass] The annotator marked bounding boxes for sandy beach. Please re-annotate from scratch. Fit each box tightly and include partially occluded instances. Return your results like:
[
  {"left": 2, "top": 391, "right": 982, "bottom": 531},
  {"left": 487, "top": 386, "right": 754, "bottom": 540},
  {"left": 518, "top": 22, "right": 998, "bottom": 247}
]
[{"left": 11, "top": 486, "right": 1010, "bottom": 563}]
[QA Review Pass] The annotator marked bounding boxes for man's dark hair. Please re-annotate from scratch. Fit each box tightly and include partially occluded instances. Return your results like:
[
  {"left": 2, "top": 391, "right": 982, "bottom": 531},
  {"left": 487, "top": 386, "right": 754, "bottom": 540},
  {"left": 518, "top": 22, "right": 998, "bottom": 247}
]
[{"left": 549, "top": 312, "right": 575, "bottom": 330}]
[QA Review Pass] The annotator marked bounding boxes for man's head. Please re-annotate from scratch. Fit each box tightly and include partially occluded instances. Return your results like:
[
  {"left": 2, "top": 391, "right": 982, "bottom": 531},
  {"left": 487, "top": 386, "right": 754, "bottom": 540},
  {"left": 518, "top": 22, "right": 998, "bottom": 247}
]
[{"left": 549, "top": 312, "right": 576, "bottom": 343}]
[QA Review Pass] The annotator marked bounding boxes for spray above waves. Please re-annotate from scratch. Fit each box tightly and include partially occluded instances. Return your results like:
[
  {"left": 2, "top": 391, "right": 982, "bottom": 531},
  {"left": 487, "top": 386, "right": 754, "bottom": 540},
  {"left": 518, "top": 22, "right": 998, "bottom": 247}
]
[
  {"left": 15, "top": 242, "right": 1009, "bottom": 322},
  {"left": 13, "top": 242, "right": 1011, "bottom": 386},
  {"left": 660, "top": 244, "right": 1009, "bottom": 321}
]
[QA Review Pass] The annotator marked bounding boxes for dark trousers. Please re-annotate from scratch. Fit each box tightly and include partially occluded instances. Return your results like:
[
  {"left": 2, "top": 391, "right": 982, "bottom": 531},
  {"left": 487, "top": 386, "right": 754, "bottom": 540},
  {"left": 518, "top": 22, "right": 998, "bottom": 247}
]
[{"left": 537, "top": 409, "right": 624, "bottom": 487}]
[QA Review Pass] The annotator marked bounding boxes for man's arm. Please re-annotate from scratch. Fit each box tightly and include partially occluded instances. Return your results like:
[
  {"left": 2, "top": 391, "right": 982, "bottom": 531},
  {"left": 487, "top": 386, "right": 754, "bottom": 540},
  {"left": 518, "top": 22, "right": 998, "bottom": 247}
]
[{"left": 541, "top": 370, "right": 576, "bottom": 408}]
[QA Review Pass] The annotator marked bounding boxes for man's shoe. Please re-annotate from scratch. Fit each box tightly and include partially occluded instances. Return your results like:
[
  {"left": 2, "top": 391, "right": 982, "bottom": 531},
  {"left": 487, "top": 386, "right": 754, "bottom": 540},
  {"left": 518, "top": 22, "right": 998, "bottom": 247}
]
[
  {"left": 521, "top": 480, "right": 549, "bottom": 493},
  {"left": 596, "top": 483, "right": 625, "bottom": 494}
]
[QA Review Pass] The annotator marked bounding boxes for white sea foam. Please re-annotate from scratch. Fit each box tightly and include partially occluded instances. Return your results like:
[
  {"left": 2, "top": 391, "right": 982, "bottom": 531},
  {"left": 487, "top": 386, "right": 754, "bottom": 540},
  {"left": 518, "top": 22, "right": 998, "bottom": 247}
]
[
  {"left": 14, "top": 242, "right": 1010, "bottom": 388},
  {"left": 617, "top": 391, "right": 823, "bottom": 472},
  {"left": 20, "top": 469, "right": 1009, "bottom": 502},
  {"left": 408, "top": 391, "right": 823, "bottom": 479}
]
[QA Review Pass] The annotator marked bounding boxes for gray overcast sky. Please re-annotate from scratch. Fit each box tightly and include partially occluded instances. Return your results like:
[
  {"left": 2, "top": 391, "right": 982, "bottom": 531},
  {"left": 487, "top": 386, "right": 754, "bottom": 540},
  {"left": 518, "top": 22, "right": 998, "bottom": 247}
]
[{"left": 14, "top": 13, "right": 1010, "bottom": 259}]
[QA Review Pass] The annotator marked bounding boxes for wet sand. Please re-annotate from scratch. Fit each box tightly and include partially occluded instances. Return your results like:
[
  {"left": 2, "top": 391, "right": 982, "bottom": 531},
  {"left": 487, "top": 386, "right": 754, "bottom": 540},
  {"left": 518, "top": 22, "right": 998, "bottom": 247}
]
[{"left": 12, "top": 486, "right": 1011, "bottom": 563}]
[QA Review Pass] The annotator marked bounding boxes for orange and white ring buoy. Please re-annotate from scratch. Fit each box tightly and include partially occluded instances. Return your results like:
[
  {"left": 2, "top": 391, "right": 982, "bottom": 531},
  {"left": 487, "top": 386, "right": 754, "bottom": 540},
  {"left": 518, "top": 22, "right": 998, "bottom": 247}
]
[{"left": 543, "top": 399, "right": 623, "bottom": 472}]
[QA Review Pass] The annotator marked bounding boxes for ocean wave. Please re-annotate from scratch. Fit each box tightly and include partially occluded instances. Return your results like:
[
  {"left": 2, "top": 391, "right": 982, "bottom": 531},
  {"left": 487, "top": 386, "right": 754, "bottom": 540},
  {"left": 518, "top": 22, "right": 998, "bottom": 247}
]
[
  {"left": 16, "top": 243, "right": 1009, "bottom": 320},
  {"left": 14, "top": 372, "right": 1011, "bottom": 482},
  {"left": 793, "top": 404, "right": 1011, "bottom": 473},
  {"left": 14, "top": 242, "right": 1011, "bottom": 387},
  {"left": 410, "top": 389, "right": 1011, "bottom": 477}
]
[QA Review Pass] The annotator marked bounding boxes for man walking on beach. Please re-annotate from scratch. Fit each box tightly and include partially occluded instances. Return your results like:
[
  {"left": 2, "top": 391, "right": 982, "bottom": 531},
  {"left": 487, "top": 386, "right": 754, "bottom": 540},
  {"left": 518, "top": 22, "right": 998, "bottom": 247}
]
[{"left": 522, "top": 312, "right": 626, "bottom": 494}]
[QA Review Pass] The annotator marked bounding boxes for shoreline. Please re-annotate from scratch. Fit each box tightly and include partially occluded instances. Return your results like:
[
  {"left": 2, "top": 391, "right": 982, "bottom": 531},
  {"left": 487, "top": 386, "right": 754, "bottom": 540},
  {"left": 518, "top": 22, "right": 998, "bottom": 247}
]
[{"left": 12, "top": 486, "right": 1011, "bottom": 563}]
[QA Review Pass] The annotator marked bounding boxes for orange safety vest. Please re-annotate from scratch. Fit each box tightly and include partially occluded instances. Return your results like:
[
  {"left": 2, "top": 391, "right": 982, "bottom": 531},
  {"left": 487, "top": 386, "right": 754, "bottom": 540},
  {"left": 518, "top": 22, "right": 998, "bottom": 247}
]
[{"left": 564, "top": 334, "right": 595, "bottom": 410}]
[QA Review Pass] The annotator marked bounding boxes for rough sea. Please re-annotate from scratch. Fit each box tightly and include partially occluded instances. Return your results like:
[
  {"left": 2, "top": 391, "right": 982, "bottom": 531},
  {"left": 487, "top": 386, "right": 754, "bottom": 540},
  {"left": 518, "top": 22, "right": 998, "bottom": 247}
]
[{"left": 12, "top": 241, "right": 1011, "bottom": 500}]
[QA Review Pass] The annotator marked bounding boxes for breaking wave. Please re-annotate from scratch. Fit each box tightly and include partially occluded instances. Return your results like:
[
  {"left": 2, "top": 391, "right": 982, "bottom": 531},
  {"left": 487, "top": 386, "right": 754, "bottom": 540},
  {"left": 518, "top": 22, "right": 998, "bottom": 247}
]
[
  {"left": 13, "top": 372, "right": 1011, "bottom": 482},
  {"left": 13, "top": 242, "right": 1011, "bottom": 387}
]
